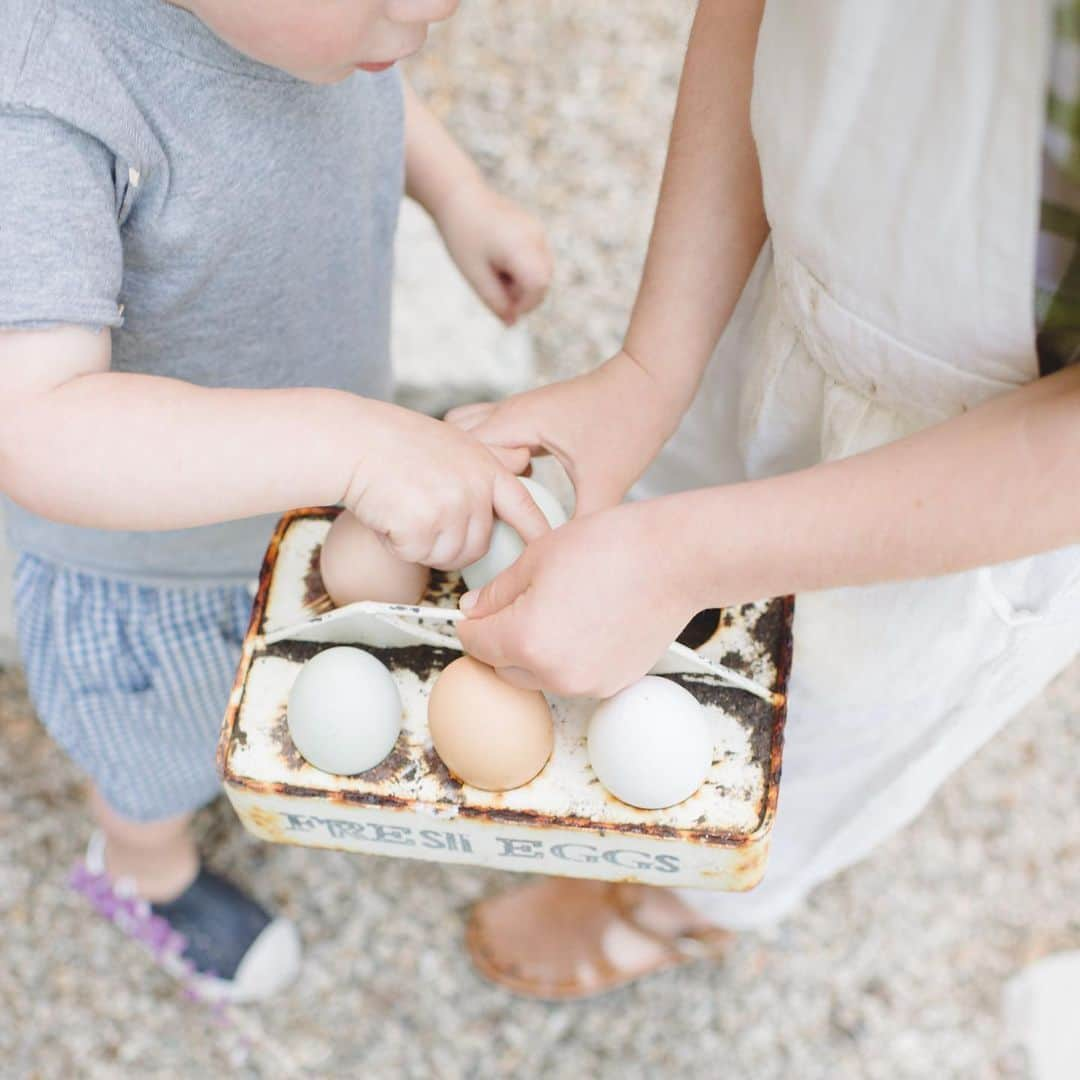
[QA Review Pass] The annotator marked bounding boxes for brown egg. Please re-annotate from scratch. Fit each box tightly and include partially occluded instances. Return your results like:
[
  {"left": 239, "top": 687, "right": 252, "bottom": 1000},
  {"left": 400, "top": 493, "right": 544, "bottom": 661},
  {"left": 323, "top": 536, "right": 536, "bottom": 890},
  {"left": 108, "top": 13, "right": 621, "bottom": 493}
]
[
  {"left": 428, "top": 656, "right": 553, "bottom": 791},
  {"left": 319, "top": 512, "right": 430, "bottom": 607}
]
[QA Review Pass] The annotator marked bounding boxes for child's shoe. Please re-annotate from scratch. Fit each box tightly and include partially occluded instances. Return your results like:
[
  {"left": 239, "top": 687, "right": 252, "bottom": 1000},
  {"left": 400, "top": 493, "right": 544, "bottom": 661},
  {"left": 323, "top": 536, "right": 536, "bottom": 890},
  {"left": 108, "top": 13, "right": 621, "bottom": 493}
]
[{"left": 71, "top": 831, "right": 301, "bottom": 1003}]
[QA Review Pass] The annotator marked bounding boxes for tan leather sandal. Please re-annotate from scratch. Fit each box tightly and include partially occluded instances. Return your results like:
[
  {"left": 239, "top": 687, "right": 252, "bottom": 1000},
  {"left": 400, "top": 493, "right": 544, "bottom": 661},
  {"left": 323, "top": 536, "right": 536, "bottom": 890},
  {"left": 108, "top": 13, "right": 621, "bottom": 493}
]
[{"left": 465, "top": 877, "right": 732, "bottom": 1001}]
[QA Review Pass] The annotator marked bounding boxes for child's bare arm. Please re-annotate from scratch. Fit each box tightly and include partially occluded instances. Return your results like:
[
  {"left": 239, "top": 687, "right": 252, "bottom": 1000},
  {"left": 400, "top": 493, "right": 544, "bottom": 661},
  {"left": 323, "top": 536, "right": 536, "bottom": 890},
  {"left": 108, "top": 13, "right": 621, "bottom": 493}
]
[
  {"left": 0, "top": 325, "right": 547, "bottom": 568},
  {"left": 402, "top": 80, "right": 551, "bottom": 325},
  {"left": 447, "top": 0, "right": 767, "bottom": 509},
  {"left": 402, "top": 78, "right": 484, "bottom": 228}
]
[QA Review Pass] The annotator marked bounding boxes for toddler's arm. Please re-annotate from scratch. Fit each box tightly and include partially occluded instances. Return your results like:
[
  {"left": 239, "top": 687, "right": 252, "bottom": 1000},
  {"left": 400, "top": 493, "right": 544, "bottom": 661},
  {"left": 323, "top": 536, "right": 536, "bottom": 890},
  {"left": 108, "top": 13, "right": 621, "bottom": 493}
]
[
  {"left": 402, "top": 80, "right": 552, "bottom": 325},
  {"left": 0, "top": 325, "right": 547, "bottom": 568}
]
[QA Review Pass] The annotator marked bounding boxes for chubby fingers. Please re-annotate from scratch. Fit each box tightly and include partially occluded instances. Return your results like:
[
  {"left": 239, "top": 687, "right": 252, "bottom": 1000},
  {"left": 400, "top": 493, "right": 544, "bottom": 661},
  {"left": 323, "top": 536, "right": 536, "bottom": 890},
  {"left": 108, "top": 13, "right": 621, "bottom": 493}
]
[
  {"left": 386, "top": 510, "right": 484, "bottom": 570},
  {"left": 492, "top": 469, "right": 551, "bottom": 543},
  {"left": 496, "top": 250, "right": 552, "bottom": 322},
  {"left": 471, "top": 261, "right": 521, "bottom": 325}
]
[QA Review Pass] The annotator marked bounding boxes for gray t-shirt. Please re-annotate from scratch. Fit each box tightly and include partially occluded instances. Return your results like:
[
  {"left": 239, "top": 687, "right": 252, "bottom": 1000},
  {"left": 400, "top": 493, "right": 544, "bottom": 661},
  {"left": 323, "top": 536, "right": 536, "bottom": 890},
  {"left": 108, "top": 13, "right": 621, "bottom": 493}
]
[{"left": 0, "top": 0, "right": 402, "bottom": 584}]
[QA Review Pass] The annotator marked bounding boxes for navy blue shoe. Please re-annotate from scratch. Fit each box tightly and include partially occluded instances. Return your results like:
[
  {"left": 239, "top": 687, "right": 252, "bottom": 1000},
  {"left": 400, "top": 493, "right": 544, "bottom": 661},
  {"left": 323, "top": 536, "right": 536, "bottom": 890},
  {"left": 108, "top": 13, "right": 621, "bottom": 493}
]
[{"left": 72, "top": 831, "right": 301, "bottom": 1002}]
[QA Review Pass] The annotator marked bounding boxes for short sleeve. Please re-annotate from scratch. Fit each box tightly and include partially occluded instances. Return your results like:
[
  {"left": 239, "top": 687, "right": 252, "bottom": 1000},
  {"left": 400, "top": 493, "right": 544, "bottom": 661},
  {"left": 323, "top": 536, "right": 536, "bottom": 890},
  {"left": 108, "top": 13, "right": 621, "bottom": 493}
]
[{"left": 0, "top": 108, "right": 124, "bottom": 329}]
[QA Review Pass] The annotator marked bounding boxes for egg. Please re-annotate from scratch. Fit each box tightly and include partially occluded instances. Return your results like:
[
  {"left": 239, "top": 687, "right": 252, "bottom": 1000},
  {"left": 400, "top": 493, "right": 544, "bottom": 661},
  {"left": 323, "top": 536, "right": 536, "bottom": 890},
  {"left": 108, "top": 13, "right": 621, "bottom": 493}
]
[
  {"left": 287, "top": 647, "right": 402, "bottom": 775},
  {"left": 320, "top": 511, "right": 430, "bottom": 607},
  {"left": 427, "top": 656, "right": 553, "bottom": 790},
  {"left": 461, "top": 476, "right": 568, "bottom": 592},
  {"left": 587, "top": 676, "right": 713, "bottom": 809}
]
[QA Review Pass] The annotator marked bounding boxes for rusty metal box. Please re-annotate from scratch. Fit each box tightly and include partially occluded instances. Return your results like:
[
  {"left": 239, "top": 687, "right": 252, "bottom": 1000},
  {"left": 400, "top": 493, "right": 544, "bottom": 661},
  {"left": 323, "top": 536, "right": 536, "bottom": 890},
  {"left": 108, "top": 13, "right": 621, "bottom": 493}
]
[{"left": 217, "top": 508, "right": 792, "bottom": 891}]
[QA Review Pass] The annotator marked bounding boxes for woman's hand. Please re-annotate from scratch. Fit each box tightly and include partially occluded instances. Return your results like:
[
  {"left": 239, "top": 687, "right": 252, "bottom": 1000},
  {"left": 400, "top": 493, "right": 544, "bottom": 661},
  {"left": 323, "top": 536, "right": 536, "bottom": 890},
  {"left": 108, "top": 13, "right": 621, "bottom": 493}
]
[
  {"left": 435, "top": 180, "right": 553, "bottom": 326},
  {"left": 456, "top": 498, "right": 701, "bottom": 697},
  {"left": 446, "top": 350, "right": 686, "bottom": 517},
  {"left": 343, "top": 402, "right": 547, "bottom": 570}
]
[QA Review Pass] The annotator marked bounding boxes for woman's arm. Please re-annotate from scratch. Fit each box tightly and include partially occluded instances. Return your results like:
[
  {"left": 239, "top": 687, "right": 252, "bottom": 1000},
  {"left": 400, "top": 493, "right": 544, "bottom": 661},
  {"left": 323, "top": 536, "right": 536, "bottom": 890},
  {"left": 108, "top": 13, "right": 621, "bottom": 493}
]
[
  {"left": 445, "top": 0, "right": 768, "bottom": 508},
  {"left": 459, "top": 365, "right": 1080, "bottom": 696},
  {"left": 623, "top": 0, "right": 768, "bottom": 416},
  {"left": 683, "top": 363, "right": 1080, "bottom": 603}
]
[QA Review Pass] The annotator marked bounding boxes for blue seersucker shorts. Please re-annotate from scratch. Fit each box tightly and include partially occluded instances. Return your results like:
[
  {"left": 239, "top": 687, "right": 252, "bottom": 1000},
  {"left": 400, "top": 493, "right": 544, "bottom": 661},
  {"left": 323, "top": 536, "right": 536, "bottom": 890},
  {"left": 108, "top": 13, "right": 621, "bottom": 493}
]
[{"left": 12, "top": 553, "right": 254, "bottom": 822}]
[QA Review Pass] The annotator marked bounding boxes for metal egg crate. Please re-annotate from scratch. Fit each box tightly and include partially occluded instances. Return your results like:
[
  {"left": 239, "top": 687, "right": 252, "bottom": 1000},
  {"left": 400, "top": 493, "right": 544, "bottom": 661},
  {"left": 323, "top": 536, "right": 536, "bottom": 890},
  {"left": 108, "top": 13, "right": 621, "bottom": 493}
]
[{"left": 217, "top": 508, "right": 792, "bottom": 891}]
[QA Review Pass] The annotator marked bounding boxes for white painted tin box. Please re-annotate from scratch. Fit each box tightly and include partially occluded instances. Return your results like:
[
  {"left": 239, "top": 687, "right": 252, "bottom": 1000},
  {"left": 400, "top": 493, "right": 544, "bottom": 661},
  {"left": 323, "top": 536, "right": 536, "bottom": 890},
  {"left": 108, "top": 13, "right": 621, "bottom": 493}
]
[{"left": 217, "top": 508, "right": 792, "bottom": 891}]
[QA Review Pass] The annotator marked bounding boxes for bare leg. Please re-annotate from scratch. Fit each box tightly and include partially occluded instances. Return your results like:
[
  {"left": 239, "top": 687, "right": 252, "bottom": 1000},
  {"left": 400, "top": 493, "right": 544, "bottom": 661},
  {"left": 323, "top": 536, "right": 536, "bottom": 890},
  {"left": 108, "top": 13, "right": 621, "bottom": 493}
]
[{"left": 88, "top": 786, "right": 199, "bottom": 903}]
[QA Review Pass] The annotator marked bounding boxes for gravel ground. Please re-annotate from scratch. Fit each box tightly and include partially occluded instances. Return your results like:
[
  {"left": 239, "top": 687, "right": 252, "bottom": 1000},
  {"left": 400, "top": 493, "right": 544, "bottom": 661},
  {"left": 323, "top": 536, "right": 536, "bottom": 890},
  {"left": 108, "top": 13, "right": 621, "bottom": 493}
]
[{"left": 2, "top": 3, "right": 1078, "bottom": 1078}]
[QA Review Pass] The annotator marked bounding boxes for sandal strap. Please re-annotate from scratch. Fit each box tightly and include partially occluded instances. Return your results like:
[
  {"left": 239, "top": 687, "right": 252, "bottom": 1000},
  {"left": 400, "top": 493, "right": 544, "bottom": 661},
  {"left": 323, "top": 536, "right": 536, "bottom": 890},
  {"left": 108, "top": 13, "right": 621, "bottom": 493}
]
[
  {"left": 606, "top": 883, "right": 731, "bottom": 961},
  {"left": 670, "top": 930, "right": 731, "bottom": 959}
]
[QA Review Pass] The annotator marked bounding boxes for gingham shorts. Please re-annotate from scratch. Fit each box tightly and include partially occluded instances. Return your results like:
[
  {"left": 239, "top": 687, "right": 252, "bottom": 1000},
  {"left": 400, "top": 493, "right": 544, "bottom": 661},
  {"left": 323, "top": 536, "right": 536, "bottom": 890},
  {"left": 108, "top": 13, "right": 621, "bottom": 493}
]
[{"left": 13, "top": 553, "right": 254, "bottom": 822}]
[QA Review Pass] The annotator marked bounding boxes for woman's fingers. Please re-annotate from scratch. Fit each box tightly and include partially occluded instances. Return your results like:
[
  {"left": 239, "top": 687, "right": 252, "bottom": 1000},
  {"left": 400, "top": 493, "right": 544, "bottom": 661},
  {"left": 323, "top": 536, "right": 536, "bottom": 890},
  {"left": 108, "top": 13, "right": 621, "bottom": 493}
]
[
  {"left": 457, "top": 549, "right": 540, "bottom": 679},
  {"left": 445, "top": 401, "right": 496, "bottom": 431},
  {"left": 492, "top": 665, "right": 544, "bottom": 690},
  {"left": 459, "top": 544, "right": 532, "bottom": 619},
  {"left": 457, "top": 602, "right": 528, "bottom": 674},
  {"left": 469, "top": 406, "right": 540, "bottom": 451},
  {"left": 487, "top": 445, "right": 531, "bottom": 474}
]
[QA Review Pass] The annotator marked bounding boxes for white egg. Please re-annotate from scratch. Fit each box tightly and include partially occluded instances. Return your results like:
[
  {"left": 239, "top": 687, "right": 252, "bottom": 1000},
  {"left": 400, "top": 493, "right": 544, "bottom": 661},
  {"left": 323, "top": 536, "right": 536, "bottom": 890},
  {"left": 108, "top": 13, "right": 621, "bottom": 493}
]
[
  {"left": 462, "top": 476, "right": 568, "bottom": 591},
  {"left": 287, "top": 647, "right": 402, "bottom": 775},
  {"left": 587, "top": 676, "right": 713, "bottom": 809}
]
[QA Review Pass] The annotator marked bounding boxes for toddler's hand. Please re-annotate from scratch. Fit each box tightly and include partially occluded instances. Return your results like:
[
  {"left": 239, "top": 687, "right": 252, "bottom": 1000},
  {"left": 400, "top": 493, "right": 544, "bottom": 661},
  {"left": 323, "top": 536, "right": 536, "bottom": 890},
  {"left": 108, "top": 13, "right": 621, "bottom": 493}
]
[
  {"left": 435, "top": 181, "right": 553, "bottom": 326},
  {"left": 456, "top": 500, "right": 697, "bottom": 698},
  {"left": 344, "top": 404, "right": 548, "bottom": 570},
  {"left": 447, "top": 350, "right": 682, "bottom": 517}
]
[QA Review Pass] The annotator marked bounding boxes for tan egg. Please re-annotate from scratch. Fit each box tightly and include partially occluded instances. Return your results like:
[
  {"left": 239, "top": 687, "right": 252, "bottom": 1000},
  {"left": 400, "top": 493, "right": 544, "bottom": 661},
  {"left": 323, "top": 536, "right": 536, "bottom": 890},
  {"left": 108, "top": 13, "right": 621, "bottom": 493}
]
[
  {"left": 319, "top": 511, "right": 430, "bottom": 607},
  {"left": 428, "top": 656, "right": 553, "bottom": 791}
]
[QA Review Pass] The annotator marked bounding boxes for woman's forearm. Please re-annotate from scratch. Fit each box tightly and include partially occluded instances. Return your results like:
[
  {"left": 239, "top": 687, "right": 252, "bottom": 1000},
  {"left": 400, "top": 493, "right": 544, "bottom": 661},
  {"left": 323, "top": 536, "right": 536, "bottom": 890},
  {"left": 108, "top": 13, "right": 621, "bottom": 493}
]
[
  {"left": 669, "top": 364, "right": 1080, "bottom": 605},
  {"left": 624, "top": 0, "right": 768, "bottom": 415}
]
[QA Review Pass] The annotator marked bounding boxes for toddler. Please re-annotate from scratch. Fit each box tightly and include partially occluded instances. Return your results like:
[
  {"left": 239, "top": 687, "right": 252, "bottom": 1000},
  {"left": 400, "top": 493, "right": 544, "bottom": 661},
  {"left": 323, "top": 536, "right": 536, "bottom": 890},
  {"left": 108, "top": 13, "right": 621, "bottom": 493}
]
[{"left": 0, "top": 0, "right": 552, "bottom": 1000}]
